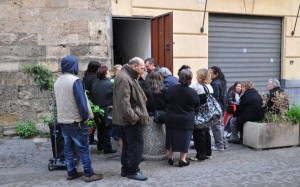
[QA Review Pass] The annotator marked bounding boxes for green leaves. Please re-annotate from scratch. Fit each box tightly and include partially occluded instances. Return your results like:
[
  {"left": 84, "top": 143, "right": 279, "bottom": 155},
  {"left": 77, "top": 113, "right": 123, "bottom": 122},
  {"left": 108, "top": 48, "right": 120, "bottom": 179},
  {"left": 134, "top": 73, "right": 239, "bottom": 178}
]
[
  {"left": 15, "top": 121, "right": 37, "bottom": 138},
  {"left": 87, "top": 99, "right": 105, "bottom": 127},
  {"left": 286, "top": 104, "right": 300, "bottom": 124},
  {"left": 22, "top": 64, "right": 55, "bottom": 93}
]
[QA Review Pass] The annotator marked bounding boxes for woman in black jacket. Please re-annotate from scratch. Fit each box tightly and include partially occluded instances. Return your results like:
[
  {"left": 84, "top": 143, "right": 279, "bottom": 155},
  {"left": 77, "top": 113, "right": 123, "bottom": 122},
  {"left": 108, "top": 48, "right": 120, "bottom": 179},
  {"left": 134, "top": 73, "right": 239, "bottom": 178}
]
[
  {"left": 142, "top": 71, "right": 167, "bottom": 160},
  {"left": 229, "top": 81, "right": 264, "bottom": 143},
  {"left": 91, "top": 66, "right": 116, "bottom": 154},
  {"left": 165, "top": 69, "right": 200, "bottom": 167},
  {"left": 210, "top": 66, "right": 227, "bottom": 151},
  {"left": 83, "top": 61, "right": 101, "bottom": 145}
]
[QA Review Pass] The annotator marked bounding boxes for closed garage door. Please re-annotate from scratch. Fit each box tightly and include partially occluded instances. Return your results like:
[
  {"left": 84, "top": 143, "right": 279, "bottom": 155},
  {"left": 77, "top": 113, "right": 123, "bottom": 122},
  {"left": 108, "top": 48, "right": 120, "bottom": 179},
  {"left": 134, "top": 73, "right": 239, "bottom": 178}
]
[{"left": 208, "top": 14, "right": 282, "bottom": 91}]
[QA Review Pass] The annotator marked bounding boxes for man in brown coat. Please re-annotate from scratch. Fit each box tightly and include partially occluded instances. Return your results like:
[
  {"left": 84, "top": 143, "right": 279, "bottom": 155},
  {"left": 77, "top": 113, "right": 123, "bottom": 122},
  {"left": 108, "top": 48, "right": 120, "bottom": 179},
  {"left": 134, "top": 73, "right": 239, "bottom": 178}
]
[{"left": 112, "top": 57, "right": 150, "bottom": 181}]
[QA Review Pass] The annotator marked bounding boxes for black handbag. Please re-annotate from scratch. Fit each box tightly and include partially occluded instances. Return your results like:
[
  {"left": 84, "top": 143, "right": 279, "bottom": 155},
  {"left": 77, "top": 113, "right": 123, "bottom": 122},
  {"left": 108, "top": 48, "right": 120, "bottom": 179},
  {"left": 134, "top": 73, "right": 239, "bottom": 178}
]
[
  {"left": 149, "top": 92, "right": 166, "bottom": 124},
  {"left": 154, "top": 110, "right": 166, "bottom": 124},
  {"left": 105, "top": 105, "right": 113, "bottom": 126}
]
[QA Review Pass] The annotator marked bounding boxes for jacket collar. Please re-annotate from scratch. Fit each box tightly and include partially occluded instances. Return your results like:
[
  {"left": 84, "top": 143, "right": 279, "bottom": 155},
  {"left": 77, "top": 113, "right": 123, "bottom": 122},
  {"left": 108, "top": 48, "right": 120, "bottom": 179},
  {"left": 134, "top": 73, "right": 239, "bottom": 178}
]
[{"left": 124, "top": 64, "right": 139, "bottom": 80}]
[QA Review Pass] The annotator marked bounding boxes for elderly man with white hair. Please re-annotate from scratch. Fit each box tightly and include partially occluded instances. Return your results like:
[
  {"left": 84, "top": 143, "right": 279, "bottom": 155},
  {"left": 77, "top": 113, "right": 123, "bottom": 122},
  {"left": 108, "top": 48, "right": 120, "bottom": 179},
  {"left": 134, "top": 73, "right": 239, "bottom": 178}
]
[
  {"left": 113, "top": 57, "right": 150, "bottom": 181},
  {"left": 158, "top": 67, "right": 179, "bottom": 89}
]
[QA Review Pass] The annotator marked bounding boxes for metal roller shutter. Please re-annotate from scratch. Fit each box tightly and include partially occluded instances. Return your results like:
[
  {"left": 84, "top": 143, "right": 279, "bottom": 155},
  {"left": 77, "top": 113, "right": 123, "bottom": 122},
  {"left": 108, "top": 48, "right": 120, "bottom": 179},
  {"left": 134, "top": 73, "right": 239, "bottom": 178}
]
[{"left": 208, "top": 14, "right": 282, "bottom": 91}]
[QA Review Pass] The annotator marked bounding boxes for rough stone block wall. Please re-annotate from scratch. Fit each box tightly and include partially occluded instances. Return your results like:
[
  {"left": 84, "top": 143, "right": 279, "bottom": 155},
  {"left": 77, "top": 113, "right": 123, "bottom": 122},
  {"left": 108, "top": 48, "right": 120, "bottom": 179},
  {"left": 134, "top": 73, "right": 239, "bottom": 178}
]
[{"left": 0, "top": 0, "right": 112, "bottom": 127}]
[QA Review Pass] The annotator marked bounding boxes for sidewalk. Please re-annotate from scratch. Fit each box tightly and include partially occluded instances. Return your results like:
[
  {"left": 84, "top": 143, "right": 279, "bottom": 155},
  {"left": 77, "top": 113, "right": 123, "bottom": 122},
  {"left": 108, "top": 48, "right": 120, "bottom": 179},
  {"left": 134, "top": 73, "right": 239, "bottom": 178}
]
[{"left": 0, "top": 137, "right": 300, "bottom": 187}]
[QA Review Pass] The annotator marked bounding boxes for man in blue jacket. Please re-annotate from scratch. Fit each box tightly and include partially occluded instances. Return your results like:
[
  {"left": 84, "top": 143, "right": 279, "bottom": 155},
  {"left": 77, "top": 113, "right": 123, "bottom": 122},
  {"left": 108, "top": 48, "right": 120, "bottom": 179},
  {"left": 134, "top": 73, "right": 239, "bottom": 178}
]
[{"left": 54, "top": 56, "right": 102, "bottom": 182}]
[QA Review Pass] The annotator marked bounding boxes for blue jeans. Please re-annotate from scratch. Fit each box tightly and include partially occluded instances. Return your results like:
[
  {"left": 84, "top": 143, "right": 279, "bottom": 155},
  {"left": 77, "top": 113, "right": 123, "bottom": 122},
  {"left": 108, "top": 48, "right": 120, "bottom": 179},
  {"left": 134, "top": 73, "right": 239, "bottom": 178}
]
[{"left": 60, "top": 123, "right": 94, "bottom": 177}]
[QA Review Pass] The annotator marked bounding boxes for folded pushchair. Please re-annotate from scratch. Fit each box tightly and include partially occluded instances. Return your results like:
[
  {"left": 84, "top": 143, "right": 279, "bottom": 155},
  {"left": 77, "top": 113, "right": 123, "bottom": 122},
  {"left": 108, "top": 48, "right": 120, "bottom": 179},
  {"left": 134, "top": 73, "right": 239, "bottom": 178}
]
[
  {"left": 48, "top": 120, "right": 79, "bottom": 171},
  {"left": 48, "top": 119, "right": 67, "bottom": 171}
]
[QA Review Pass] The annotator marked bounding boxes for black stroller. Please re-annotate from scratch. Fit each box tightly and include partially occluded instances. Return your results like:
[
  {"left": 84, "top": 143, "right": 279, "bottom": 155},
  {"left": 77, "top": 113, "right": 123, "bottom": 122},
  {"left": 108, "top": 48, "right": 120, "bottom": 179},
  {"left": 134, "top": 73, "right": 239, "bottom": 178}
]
[
  {"left": 48, "top": 119, "right": 67, "bottom": 171},
  {"left": 48, "top": 120, "right": 79, "bottom": 171}
]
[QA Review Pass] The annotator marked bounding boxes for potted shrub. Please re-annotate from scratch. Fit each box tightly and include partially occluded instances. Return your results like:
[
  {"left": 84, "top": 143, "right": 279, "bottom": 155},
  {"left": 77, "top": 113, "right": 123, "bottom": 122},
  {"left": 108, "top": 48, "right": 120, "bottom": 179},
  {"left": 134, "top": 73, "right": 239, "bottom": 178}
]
[
  {"left": 243, "top": 92, "right": 300, "bottom": 149},
  {"left": 87, "top": 100, "right": 104, "bottom": 135}
]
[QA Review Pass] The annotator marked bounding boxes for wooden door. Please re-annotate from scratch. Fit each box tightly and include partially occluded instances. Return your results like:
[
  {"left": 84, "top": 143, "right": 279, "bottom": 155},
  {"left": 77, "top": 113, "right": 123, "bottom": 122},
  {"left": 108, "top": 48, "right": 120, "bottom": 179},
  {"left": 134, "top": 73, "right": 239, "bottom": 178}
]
[{"left": 151, "top": 12, "right": 173, "bottom": 72}]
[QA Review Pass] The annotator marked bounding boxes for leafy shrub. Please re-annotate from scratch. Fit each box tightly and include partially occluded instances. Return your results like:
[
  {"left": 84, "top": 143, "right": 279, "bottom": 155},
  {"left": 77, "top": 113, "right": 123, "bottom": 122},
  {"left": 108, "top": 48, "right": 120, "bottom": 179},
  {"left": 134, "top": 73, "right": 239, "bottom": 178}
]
[
  {"left": 261, "top": 92, "right": 289, "bottom": 123},
  {"left": 15, "top": 121, "right": 37, "bottom": 138},
  {"left": 87, "top": 100, "right": 105, "bottom": 127},
  {"left": 23, "top": 65, "right": 55, "bottom": 93},
  {"left": 286, "top": 104, "right": 300, "bottom": 124},
  {"left": 23, "top": 64, "right": 56, "bottom": 124}
]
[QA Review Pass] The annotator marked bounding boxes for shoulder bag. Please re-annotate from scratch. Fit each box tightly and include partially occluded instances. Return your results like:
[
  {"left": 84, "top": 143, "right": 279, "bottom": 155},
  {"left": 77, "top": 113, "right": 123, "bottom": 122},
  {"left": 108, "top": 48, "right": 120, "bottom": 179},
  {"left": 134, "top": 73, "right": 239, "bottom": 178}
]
[
  {"left": 194, "top": 84, "right": 222, "bottom": 129},
  {"left": 149, "top": 91, "right": 166, "bottom": 124}
]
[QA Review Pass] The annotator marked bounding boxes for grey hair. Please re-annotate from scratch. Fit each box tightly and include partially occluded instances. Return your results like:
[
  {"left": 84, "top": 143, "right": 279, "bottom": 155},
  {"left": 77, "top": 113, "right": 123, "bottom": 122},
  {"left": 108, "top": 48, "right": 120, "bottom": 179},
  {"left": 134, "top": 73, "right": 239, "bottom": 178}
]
[
  {"left": 158, "top": 67, "right": 172, "bottom": 78},
  {"left": 179, "top": 69, "right": 193, "bottom": 86},
  {"left": 128, "top": 57, "right": 143, "bottom": 65},
  {"left": 268, "top": 78, "right": 280, "bottom": 87}
]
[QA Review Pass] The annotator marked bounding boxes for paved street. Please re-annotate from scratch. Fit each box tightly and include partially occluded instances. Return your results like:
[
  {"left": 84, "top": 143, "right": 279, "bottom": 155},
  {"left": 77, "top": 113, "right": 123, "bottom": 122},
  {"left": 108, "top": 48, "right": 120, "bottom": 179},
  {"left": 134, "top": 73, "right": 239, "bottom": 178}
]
[{"left": 0, "top": 137, "right": 300, "bottom": 187}]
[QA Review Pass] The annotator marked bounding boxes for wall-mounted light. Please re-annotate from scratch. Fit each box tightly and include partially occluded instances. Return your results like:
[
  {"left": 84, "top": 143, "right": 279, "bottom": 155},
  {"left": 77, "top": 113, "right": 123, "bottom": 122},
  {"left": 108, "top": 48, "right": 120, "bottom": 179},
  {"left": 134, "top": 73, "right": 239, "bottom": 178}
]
[
  {"left": 291, "top": 4, "right": 300, "bottom": 36},
  {"left": 200, "top": 0, "right": 208, "bottom": 33}
]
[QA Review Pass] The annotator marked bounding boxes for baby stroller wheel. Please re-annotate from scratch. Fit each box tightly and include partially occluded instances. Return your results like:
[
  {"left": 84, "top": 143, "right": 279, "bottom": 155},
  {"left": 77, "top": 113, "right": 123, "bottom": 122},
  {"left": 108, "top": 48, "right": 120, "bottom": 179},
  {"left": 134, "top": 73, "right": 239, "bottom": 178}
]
[{"left": 48, "top": 163, "right": 54, "bottom": 171}]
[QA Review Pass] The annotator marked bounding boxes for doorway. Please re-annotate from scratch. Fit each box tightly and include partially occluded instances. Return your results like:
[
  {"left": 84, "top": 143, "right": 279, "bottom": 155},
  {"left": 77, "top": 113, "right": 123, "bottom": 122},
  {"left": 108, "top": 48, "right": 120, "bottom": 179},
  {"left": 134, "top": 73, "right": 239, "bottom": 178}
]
[
  {"left": 112, "top": 18, "right": 151, "bottom": 65},
  {"left": 112, "top": 12, "right": 173, "bottom": 71}
]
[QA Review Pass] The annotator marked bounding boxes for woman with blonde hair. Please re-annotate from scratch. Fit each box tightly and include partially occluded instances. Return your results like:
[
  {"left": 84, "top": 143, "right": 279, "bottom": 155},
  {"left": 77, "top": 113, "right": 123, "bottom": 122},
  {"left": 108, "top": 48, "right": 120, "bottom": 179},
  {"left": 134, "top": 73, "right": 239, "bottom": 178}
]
[
  {"left": 228, "top": 81, "right": 264, "bottom": 144},
  {"left": 191, "top": 68, "right": 214, "bottom": 161}
]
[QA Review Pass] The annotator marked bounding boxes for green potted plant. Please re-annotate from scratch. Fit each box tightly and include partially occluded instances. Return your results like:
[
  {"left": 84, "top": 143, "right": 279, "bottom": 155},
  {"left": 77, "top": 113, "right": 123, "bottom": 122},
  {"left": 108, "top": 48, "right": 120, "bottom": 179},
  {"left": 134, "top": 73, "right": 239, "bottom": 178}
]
[
  {"left": 87, "top": 100, "right": 105, "bottom": 135},
  {"left": 243, "top": 92, "right": 300, "bottom": 149}
]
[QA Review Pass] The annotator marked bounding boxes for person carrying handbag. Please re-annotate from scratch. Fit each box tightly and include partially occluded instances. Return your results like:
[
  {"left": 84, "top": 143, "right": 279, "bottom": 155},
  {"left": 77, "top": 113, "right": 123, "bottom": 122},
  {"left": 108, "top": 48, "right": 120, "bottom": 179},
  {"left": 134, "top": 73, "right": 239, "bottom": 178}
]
[
  {"left": 191, "top": 68, "right": 214, "bottom": 162},
  {"left": 142, "top": 71, "right": 167, "bottom": 160}
]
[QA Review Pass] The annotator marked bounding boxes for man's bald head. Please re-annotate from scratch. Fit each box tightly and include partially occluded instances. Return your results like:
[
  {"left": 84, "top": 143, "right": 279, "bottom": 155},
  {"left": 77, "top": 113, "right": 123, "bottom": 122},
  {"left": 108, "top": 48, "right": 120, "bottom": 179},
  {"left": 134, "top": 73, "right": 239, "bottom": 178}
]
[
  {"left": 128, "top": 57, "right": 144, "bottom": 66},
  {"left": 128, "top": 57, "right": 145, "bottom": 76}
]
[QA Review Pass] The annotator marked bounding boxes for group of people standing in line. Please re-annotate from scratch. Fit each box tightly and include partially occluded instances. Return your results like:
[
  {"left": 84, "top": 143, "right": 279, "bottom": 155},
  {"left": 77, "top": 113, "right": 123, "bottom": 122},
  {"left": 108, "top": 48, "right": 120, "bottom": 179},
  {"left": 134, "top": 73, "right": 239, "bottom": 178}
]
[{"left": 54, "top": 55, "right": 285, "bottom": 182}]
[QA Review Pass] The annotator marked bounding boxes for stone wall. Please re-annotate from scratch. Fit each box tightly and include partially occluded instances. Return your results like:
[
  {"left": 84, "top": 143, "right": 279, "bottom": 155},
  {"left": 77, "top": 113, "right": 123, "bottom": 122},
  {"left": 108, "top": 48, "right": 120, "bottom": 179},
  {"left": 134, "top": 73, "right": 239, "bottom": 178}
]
[{"left": 0, "top": 0, "right": 112, "bottom": 127}]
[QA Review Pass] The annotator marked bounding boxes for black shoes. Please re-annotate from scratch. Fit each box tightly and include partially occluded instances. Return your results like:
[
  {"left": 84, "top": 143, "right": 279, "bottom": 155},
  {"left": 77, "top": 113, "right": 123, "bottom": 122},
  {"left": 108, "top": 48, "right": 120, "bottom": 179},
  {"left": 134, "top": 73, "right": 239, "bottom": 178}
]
[
  {"left": 179, "top": 160, "right": 190, "bottom": 167},
  {"left": 168, "top": 158, "right": 174, "bottom": 165},
  {"left": 169, "top": 158, "right": 190, "bottom": 167},
  {"left": 127, "top": 172, "right": 148, "bottom": 181},
  {"left": 121, "top": 171, "right": 127, "bottom": 177},
  {"left": 104, "top": 149, "right": 117, "bottom": 154}
]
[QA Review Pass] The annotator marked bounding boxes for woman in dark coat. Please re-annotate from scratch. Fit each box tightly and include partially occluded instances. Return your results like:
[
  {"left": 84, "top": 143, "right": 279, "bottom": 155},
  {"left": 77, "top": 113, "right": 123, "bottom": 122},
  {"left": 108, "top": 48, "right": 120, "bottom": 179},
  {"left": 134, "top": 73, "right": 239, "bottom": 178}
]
[
  {"left": 83, "top": 61, "right": 101, "bottom": 145},
  {"left": 142, "top": 71, "right": 167, "bottom": 160},
  {"left": 165, "top": 69, "right": 200, "bottom": 167},
  {"left": 90, "top": 66, "right": 116, "bottom": 154},
  {"left": 210, "top": 66, "right": 227, "bottom": 151},
  {"left": 229, "top": 81, "right": 264, "bottom": 143}
]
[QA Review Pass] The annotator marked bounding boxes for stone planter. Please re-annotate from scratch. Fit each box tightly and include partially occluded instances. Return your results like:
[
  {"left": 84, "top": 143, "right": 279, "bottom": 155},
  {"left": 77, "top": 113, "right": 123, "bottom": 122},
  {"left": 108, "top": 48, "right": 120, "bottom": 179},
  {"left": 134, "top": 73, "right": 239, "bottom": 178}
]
[
  {"left": 142, "top": 118, "right": 167, "bottom": 161},
  {"left": 243, "top": 121, "right": 300, "bottom": 149}
]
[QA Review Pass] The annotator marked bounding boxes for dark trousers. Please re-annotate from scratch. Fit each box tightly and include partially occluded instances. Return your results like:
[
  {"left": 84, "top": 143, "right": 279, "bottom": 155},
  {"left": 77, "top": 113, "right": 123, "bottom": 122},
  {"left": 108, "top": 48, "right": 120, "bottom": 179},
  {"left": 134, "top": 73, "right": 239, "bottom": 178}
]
[
  {"left": 193, "top": 128, "right": 212, "bottom": 159},
  {"left": 120, "top": 124, "right": 144, "bottom": 175},
  {"left": 97, "top": 115, "right": 113, "bottom": 151}
]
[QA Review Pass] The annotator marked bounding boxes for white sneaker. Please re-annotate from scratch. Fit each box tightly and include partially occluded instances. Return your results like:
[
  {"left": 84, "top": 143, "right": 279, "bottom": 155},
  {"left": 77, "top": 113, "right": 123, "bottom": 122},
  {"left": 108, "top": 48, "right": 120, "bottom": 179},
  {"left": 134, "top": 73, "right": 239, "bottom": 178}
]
[
  {"left": 189, "top": 157, "right": 205, "bottom": 162},
  {"left": 211, "top": 146, "right": 224, "bottom": 151}
]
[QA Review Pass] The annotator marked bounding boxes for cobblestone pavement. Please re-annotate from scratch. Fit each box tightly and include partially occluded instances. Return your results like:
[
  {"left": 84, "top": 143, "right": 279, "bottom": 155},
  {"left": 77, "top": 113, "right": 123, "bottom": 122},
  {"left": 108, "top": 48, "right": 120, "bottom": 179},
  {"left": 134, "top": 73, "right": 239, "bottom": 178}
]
[{"left": 0, "top": 137, "right": 300, "bottom": 187}]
